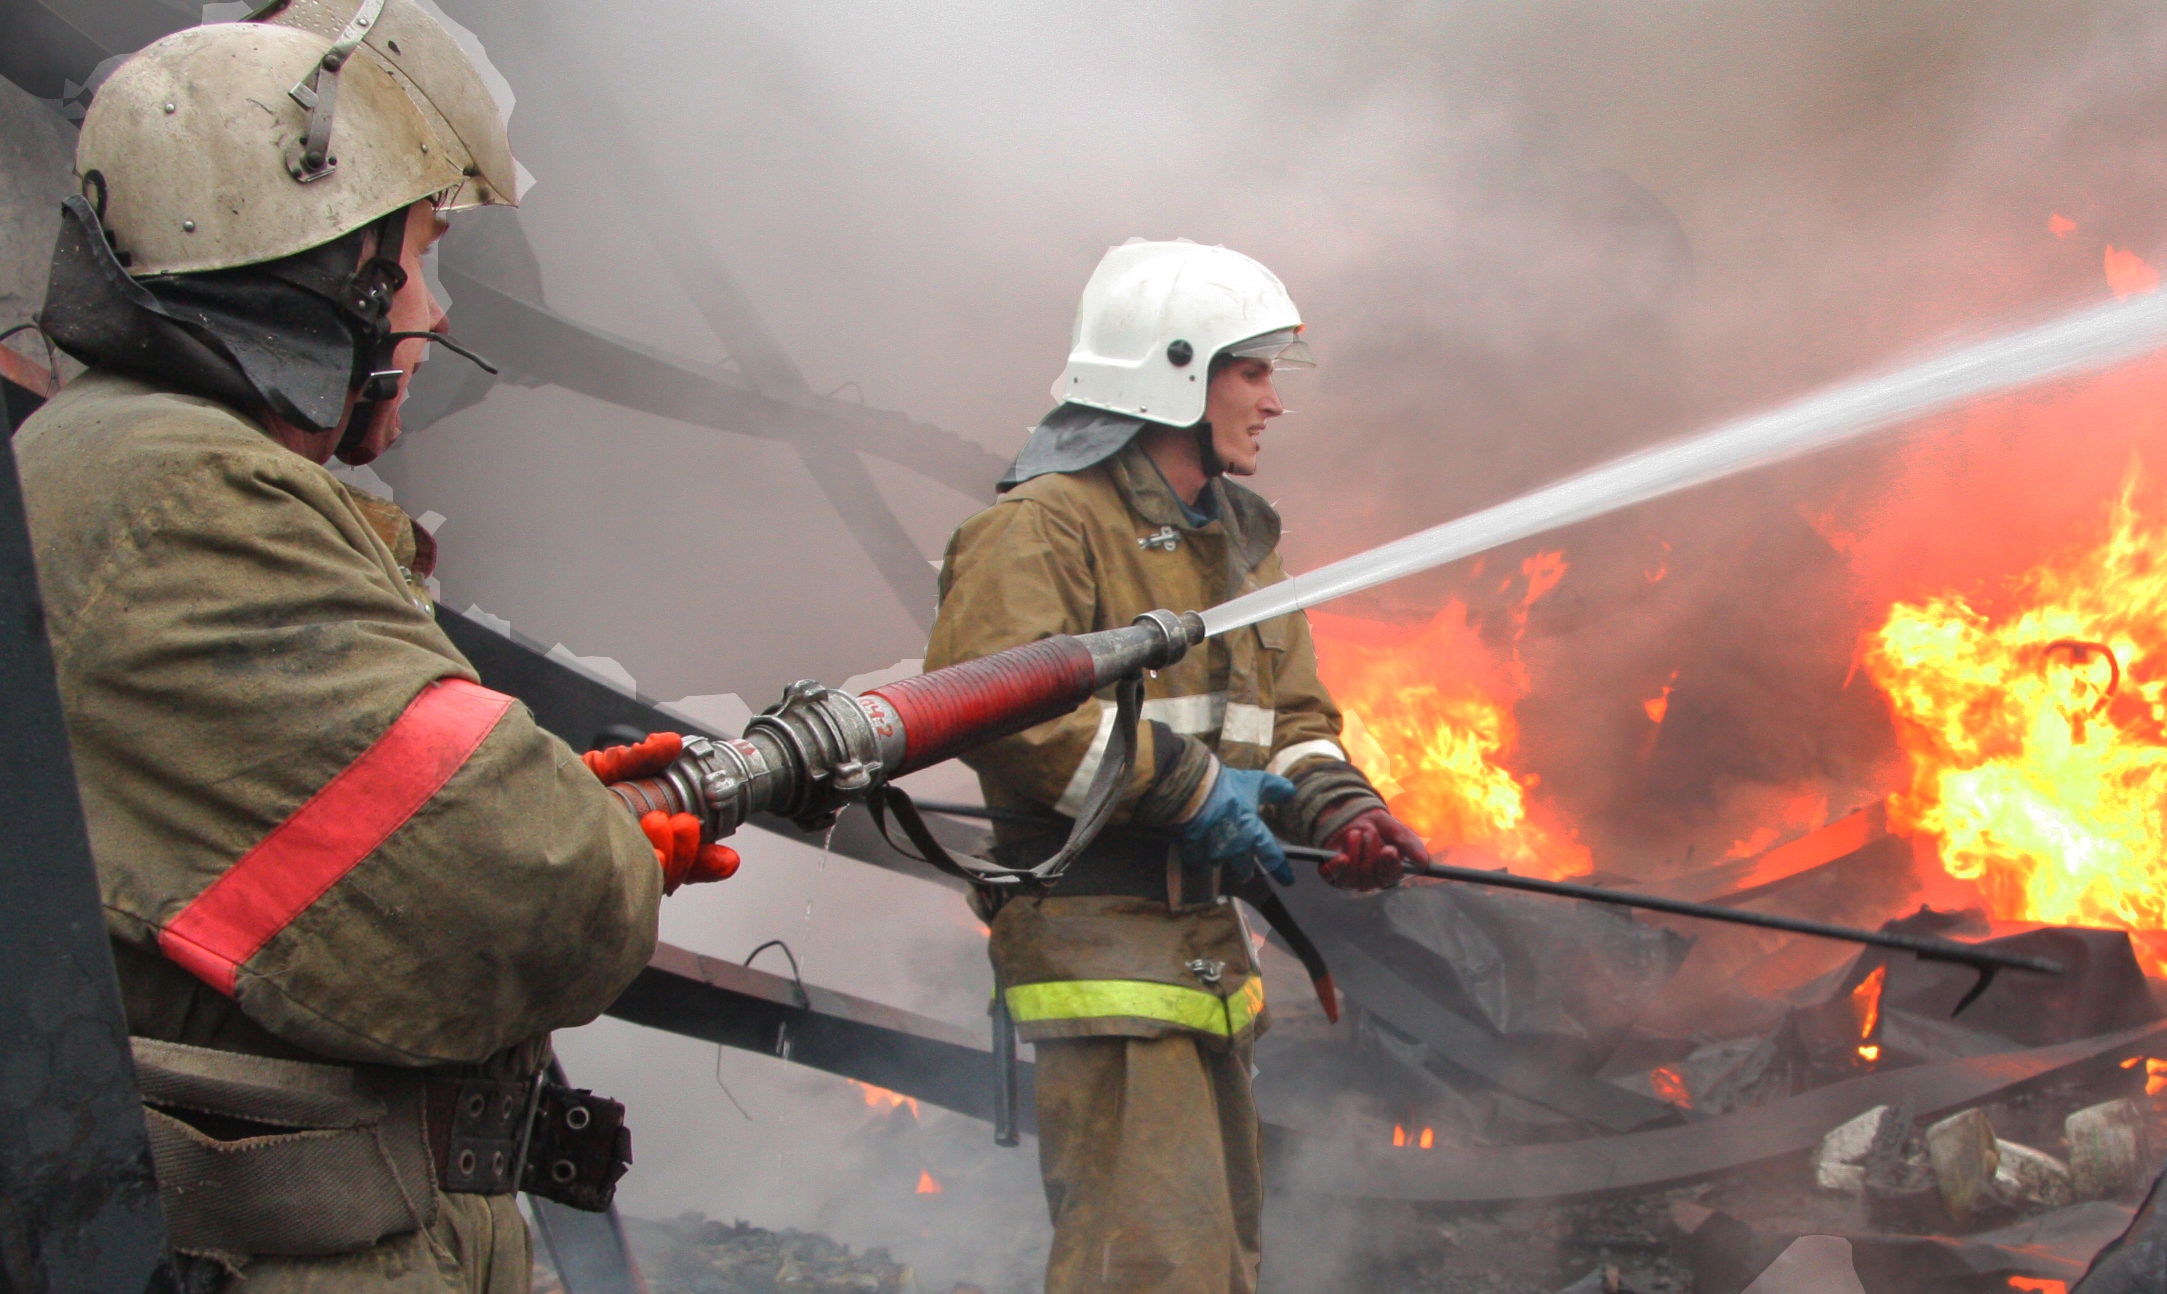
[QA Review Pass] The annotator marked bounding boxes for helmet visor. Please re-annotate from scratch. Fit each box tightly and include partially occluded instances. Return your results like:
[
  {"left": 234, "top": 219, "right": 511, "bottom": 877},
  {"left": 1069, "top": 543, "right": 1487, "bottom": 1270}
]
[{"left": 1223, "top": 327, "right": 1315, "bottom": 369}]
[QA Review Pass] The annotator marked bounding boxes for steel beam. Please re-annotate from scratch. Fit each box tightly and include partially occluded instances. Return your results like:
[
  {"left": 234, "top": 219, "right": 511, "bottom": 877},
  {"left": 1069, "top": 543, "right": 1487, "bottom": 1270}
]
[{"left": 0, "top": 410, "right": 176, "bottom": 1292}]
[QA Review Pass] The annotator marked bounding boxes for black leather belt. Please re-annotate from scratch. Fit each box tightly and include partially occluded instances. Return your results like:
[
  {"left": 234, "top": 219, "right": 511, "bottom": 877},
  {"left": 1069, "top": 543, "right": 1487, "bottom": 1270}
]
[{"left": 422, "top": 1073, "right": 631, "bottom": 1211}]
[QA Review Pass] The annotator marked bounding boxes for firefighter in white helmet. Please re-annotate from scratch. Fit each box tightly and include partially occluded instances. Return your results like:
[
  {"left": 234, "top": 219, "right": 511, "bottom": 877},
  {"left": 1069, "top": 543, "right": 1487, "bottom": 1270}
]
[
  {"left": 17, "top": 5, "right": 736, "bottom": 1290},
  {"left": 925, "top": 240, "right": 1429, "bottom": 1293}
]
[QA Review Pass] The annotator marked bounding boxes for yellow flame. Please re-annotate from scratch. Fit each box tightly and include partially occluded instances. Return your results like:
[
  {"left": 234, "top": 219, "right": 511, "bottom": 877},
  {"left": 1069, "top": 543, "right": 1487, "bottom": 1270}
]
[
  {"left": 1866, "top": 463, "right": 2167, "bottom": 967},
  {"left": 1316, "top": 596, "right": 1590, "bottom": 879}
]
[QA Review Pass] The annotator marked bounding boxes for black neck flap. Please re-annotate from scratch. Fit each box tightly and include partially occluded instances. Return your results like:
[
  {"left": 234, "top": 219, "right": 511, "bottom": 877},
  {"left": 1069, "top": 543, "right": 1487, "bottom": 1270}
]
[
  {"left": 39, "top": 196, "right": 359, "bottom": 427},
  {"left": 40, "top": 197, "right": 495, "bottom": 452}
]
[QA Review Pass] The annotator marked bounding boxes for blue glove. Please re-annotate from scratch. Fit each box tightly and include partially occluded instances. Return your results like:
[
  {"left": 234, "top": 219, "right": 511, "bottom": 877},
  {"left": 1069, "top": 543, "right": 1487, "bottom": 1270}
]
[{"left": 1180, "top": 766, "right": 1298, "bottom": 885}]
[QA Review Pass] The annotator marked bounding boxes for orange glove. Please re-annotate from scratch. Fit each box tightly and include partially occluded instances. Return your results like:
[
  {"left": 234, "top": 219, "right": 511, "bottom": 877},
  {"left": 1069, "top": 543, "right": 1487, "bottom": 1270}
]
[
  {"left": 585, "top": 733, "right": 741, "bottom": 892},
  {"left": 639, "top": 811, "right": 740, "bottom": 894},
  {"left": 581, "top": 731, "right": 683, "bottom": 784}
]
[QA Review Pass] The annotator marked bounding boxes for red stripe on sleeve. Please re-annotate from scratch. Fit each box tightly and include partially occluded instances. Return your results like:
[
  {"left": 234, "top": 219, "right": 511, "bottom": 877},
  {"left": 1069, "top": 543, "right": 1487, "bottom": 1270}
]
[{"left": 158, "top": 677, "right": 514, "bottom": 996}]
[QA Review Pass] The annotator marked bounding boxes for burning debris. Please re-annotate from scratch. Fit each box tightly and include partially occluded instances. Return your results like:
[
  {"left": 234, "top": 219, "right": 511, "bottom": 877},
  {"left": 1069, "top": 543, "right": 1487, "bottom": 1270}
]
[
  {"left": 596, "top": 1214, "right": 922, "bottom": 1294},
  {"left": 1867, "top": 463, "right": 2167, "bottom": 976}
]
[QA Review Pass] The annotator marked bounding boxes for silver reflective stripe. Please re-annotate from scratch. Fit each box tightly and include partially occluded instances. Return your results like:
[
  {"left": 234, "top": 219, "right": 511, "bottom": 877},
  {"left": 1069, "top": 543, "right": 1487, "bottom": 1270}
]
[
  {"left": 1141, "top": 691, "right": 1226, "bottom": 735},
  {"left": 1267, "top": 738, "right": 1346, "bottom": 776},
  {"left": 1223, "top": 703, "right": 1276, "bottom": 747},
  {"left": 1053, "top": 701, "right": 1120, "bottom": 817}
]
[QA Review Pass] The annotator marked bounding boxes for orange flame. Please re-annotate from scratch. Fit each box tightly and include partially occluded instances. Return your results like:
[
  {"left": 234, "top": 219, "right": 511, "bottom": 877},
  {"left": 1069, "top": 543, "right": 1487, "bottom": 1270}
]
[
  {"left": 1649, "top": 1066, "right": 1692, "bottom": 1108},
  {"left": 850, "top": 1080, "right": 920, "bottom": 1119},
  {"left": 1392, "top": 1124, "right": 1407, "bottom": 1147},
  {"left": 1849, "top": 963, "right": 1888, "bottom": 1065},
  {"left": 1644, "top": 670, "right": 1678, "bottom": 725},
  {"left": 2048, "top": 213, "right": 2077, "bottom": 239},
  {"left": 1419, "top": 1127, "right": 1435, "bottom": 1150},
  {"left": 1314, "top": 559, "right": 1590, "bottom": 879},
  {"left": 2105, "top": 246, "right": 2160, "bottom": 299},
  {"left": 916, "top": 1170, "right": 942, "bottom": 1195},
  {"left": 1865, "top": 463, "right": 2167, "bottom": 973},
  {"left": 2151, "top": 1058, "right": 2167, "bottom": 1097},
  {"left": 2008, "top": 1280, "right": 2068, "bottom": 1294}
]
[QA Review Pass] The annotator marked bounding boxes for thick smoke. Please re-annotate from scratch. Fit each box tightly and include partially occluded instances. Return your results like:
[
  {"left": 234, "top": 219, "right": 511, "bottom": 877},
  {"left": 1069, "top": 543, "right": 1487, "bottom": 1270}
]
[{"left": 350, "top": 0, "right": 2167, "bottom": 1287}]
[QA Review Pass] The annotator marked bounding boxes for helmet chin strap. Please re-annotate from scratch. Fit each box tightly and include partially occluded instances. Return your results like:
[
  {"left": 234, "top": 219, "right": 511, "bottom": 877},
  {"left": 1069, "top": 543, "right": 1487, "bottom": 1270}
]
[
  {"left": 331, "top": 204, "right": 497, "bottom": 464},
  {"left": 1193, "top": 419, "right": 1226, "bottom": 478}
]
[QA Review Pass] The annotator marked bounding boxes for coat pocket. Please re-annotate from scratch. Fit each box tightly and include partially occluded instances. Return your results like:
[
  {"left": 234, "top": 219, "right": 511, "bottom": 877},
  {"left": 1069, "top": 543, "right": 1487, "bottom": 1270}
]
[{"left": 133, "top": 1038, "right": 436, "bottom": 1260}]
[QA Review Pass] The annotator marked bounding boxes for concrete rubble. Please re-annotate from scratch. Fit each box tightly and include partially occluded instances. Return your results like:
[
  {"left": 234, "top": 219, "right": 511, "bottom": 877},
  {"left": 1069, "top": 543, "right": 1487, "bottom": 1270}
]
[
  {"left": 2070, "top": 1099, "right": 2151, "bottom": 1202},
  {"left": 1926, "top": 1108, "right": 2001, "bottom": 1226}
]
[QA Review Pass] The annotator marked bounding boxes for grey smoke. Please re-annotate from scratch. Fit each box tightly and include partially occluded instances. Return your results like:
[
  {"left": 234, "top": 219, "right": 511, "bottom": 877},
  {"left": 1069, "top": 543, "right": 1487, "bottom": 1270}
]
[{"left": 348, "top": 1, "right": 2167, "bottom": 1287}]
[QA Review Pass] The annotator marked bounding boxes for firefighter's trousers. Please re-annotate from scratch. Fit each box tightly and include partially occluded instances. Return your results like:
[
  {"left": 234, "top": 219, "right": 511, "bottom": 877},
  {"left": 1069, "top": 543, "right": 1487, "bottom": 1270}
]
[{"left": 1036, "top": 1032, "right": 1262, "bottom": 1294}]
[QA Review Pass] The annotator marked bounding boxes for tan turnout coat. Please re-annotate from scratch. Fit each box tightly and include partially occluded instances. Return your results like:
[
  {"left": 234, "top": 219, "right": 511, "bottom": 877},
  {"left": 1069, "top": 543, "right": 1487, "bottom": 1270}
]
[
  {"left": 17, "top": 372, "right": 661, "bottom": 1291},
  {"left": 925, "top": 441, "right": 1352, "bottom": 1045}
]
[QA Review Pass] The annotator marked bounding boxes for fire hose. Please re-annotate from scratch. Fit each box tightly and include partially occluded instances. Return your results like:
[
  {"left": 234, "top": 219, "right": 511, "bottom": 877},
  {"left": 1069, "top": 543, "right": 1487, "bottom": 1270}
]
[
  {"left": 597, "top": 604, "right": 2059, "bottom": 1142},
  {"left": 598, "top": 608, "right": 1204, "bottom": 888}
]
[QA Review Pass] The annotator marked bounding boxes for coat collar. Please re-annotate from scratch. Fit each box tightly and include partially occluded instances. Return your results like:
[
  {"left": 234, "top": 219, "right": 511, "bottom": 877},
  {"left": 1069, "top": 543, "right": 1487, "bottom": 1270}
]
[{"left": 1108, "top": 443, "right": 1282, "bottom": 583}]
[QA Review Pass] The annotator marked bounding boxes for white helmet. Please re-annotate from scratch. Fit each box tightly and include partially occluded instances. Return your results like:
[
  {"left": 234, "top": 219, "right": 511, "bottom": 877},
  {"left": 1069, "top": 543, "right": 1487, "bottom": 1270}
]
[
  {"left": 76, "top": 0, "right": 514, "bottom": 278},
  {"left": 1050, "top": 239, "right": 1313, "bottom": 429}
]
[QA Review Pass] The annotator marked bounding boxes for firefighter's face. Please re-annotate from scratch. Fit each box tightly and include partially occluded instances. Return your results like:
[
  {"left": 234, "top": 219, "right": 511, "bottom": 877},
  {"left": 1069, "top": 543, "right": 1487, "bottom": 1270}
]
[
  {"left": 340, "top": 200, "right": 452, "bottom": 464},
  {"left": 1204, "top": 357, "right": 1281, "bottom": 476}
]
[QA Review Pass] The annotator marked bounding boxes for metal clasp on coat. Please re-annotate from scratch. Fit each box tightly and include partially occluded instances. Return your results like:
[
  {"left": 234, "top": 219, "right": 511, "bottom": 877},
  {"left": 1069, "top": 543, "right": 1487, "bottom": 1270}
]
[
  {"left": 1138, "top": 526, "right": 1180, "bottom": 552},
  {"left": 1186, "top": 958, "right": 1226, "bottom": 987}
]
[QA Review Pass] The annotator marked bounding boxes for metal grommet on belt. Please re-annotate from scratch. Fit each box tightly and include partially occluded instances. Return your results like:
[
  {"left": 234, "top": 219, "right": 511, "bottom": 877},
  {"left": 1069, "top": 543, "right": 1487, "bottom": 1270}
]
[
  {"left": 565, "top": 1105, "right": 590, "bottom": 1130},
  {"left": 550, "top": 1159, "right": 577, "bottom": 1185},
  {"left": 456, "top": 1148, "right": 476, "bottom": 1175}
]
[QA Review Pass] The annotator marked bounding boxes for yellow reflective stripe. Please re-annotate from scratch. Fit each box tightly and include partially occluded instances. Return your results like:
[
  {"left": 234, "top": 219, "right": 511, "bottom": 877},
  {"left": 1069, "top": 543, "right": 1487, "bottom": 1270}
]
[{"left": 1006, "top": 977, "right": 1265, "bottom": 1037}]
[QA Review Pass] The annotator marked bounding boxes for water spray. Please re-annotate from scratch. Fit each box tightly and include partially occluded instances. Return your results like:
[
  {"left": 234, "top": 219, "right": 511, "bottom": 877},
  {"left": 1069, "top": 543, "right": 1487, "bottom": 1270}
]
[{"left": 1203, "top": 288, "right": 2167, "bottom": 637}]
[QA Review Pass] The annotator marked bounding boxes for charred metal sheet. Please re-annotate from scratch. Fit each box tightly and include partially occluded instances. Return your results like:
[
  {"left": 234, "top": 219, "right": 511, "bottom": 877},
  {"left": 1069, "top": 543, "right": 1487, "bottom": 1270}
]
[
  {"left": 529, "top": 1201, "right": 641, "bottom": 1294},
  {"left": 0, "top": 417, "right": 176, "bottom": 1289},
  {"left": 1681, "top": 1199, "right": 2136, "bottom": 1294},
  {"left": 1630, "top": 801, "right": 1892, "bottom": 908},
  {"left": 1279, "top": 1020, "right": 2167, "bottom": 1204},
  {"left": 434, "top": 606, "right": 985, "bottom": 875},
  {"left": 2075, "top": 1163, "right": 2167, "bottom": 1293},
  {"left": 605, "top": 943, "right": 1035, "bottom": 1135},
  {"left": 1276, "top": 875, "right": 1684, "bottom": 1133}
]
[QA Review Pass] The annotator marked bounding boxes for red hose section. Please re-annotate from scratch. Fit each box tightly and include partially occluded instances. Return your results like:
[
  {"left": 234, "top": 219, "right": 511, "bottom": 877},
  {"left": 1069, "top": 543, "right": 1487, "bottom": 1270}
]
[
  {"left": 609, "top": 778, "right": 685, "bottom": 819},
  {"left": 868, "top": 636, "right": 1100, "bottom": 775}
]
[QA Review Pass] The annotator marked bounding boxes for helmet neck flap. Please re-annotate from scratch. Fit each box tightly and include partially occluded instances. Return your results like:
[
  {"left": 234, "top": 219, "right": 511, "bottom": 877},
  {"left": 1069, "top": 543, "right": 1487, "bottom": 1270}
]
[{"left": 40, "top": 195, "right": 492, "bottom": 443}]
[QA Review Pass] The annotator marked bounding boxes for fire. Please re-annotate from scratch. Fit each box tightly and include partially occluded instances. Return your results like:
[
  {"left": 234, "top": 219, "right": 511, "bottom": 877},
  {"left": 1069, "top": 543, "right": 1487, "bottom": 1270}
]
[
  {"left": 2008, "top": 1280, "right": 2067, "bottom": 1294},
  {"left": 1314, "top": 555, "right": 1590, "bottom": 879},
  {"left": 2117, "top": 1055, "right": 2167, "bottom": 1093},
  {"left": 850, "top": 1080, "right": 919, "bottom": 1118},
  {"left": 2048, "top": 213, "right": 2076, "bottom": 239},
  {"left": 916, "top": 1170, "right": 942, "bottom": 1195},
  {"left": 1643, "top": 670, "right": 1678, "bottom": 725},
  {"left": 1388, "top": 1123, "right": 1436, "bottom": 1149},
  {"left": 2104, "top": 246, "right": 2159, "bottom": 300},
  {"left": 1721, "top": 790, "right": 1830, "bottom": 861},
  {"left": 1649, "top": 1066, "right": 1692, "bottom": 1108},
  {"left": 1865, "top": 465, "right": 2167, "bottom": 970},
  {"left": 1849, "top": 964, "right": 1887, "bottom": 1067}
]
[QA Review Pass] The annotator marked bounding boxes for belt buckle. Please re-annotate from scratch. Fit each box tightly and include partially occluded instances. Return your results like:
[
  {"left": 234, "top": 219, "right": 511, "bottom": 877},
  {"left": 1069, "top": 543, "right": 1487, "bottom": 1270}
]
[{"left": 440, "top": 1078, "right": 536, "bottom": 1194}]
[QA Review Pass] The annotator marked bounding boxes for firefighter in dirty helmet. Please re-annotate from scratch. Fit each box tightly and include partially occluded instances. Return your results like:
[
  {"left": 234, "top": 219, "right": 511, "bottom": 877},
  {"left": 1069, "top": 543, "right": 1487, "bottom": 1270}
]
[
  {"left": 925, "top": 239, "right": 1429, "bottom": 1294},
  {"left": 17, "top": 5, "right": 732, "bottom": 1290}
]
